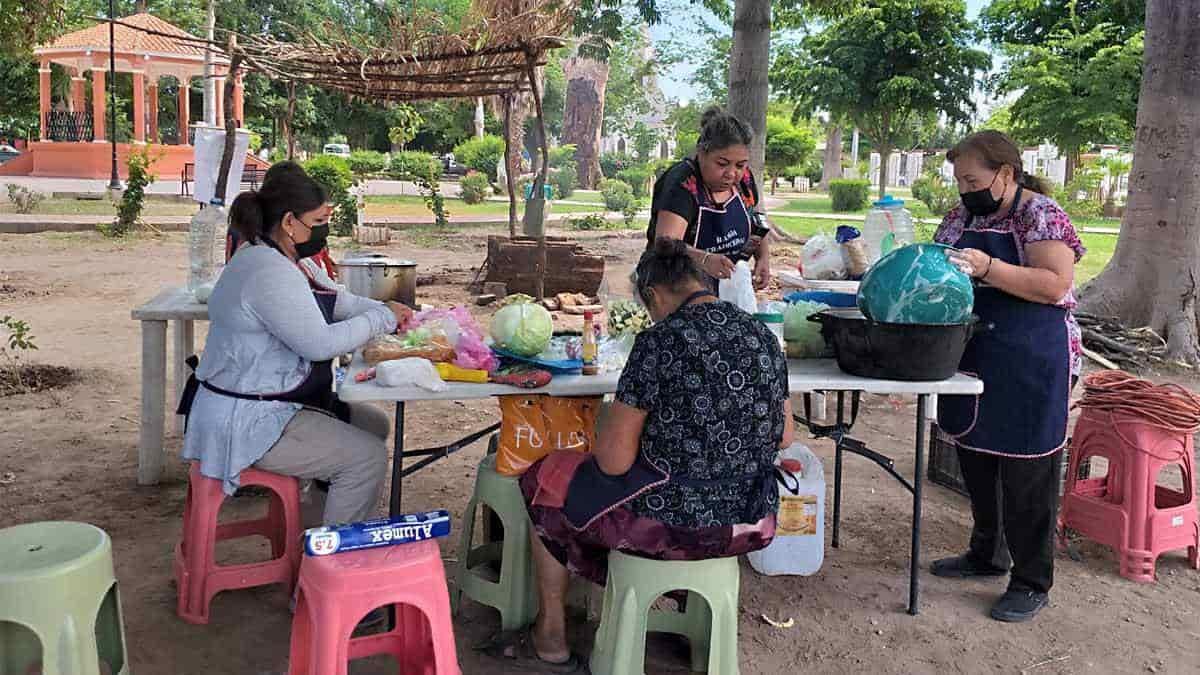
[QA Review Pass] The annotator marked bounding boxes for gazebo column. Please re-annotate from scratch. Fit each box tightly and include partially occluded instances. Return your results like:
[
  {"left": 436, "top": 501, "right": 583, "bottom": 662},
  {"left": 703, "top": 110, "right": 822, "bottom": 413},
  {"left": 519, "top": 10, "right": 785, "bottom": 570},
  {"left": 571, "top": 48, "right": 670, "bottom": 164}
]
[
  {"left": 38, "top": 61, "right": 51, "bottom": 141},
  {"left": 177, "top": 76, "right": 190, "bottom": 145},
  {"left": 91, "top": 69, "right": 106, "bottom": 142},
  {"left": 148, "top": 79, "right": 159, "bottom": 143},
  {"left": 132, "top": 70, "right": 146, "bottom": 142},
  {"left": 233, "top": 73, "right": 244, "bottom": 127},
  {"left": 70, "top": 70, "right": 87, "bottom": 113},
  {"left": 214, "top": 76, "right": 225, "bottom": 127}
]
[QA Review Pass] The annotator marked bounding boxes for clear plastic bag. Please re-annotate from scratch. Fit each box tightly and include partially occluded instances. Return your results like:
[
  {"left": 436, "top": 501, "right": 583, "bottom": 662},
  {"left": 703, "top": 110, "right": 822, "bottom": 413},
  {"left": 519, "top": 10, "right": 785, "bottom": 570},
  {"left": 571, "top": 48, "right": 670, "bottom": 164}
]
[
  {"left": 800, "top": 233, "right": 847, "bottom": 280},
  {"left": 375, "top": 358, "right": 448, "bottom": 392},
  {"left": 719, "top": 261, "right": 758, "bottom": 313}
]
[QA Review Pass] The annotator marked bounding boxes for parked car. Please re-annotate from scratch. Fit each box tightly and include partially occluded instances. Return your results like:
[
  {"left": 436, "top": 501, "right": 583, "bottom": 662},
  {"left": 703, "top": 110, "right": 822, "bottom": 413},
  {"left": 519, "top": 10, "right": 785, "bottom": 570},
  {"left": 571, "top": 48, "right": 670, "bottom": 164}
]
[
  {"left": 0, "top": 145, "right": 21, "bottom": 165},
  {"left": 322, "top": 143, "right": 351, "bottom": 158},
  {"left": 441, "top": 153, "right": 468, "bottom": 176}
]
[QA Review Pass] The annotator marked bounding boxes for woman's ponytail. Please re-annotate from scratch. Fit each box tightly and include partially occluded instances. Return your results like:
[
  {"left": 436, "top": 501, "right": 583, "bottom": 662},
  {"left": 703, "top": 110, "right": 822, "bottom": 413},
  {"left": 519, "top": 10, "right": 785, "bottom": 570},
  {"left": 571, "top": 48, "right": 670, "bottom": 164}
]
[
  {"left": 1016, "top": 170, "right": 1052, "bottom": 196},
  {"left": 229, "top": 191, "right": 266, "bottom": 244},
  {"left": 636, "top": 236, "right": 703, "bottom": 298}
]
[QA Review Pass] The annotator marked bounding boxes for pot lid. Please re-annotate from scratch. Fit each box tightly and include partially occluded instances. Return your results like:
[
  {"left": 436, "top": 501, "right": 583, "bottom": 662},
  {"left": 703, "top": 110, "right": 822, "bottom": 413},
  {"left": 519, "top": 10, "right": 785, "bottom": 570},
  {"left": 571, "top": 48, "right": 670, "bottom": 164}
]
[{"left": 339, "top": 252, "right": 416, "bottom": 267}]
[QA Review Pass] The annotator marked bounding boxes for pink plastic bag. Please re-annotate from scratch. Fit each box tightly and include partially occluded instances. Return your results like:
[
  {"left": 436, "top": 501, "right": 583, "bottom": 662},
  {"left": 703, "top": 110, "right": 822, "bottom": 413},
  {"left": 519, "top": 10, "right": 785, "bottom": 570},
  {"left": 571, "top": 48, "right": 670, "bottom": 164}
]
[{"left": 405, "top": 307, "right": 498, "bottom": 372}]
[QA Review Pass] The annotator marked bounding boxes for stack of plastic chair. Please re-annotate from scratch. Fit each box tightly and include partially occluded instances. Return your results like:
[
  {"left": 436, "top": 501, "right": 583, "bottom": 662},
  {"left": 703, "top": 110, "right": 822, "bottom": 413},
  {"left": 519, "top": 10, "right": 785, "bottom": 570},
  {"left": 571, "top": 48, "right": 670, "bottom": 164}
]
[
  {"left": 287, "top": 539, "right": 460, "bottom": 674},
  {"left": 0, "top": 521, "right": 130, "bottom": 675},
  {"left": 1061, "top": 407, "right": 1200, "bottom": 582},
  {"left": 174, "top": 462, "right": 303, "bottom": 624}
]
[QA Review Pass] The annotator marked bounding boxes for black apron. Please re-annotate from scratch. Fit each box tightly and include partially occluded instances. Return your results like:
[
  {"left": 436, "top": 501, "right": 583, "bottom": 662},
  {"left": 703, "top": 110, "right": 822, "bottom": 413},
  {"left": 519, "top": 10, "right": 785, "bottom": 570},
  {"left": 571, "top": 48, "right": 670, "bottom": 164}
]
[
  {"left": 937, "top": 188, "right": 1071, "bottom": 456},
  {"left": 177, "top": 275, "right": 348, "bottom": 430}
]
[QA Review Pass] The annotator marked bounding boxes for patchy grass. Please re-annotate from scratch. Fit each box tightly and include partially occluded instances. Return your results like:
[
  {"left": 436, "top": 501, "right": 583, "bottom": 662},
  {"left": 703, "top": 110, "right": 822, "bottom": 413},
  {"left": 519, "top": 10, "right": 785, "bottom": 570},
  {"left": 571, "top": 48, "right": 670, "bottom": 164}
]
[
  {"left": 0, "top": 364, "right": 79, "bottom": 397},
  {"left": 777, "top": 192, "right": 937, "bottom": 219},
  {"left": 0, "top": 197, "right": 195, "bottom": 217},
  {"left": 365, "top": 194, "right": 605, "bottom": 218}
]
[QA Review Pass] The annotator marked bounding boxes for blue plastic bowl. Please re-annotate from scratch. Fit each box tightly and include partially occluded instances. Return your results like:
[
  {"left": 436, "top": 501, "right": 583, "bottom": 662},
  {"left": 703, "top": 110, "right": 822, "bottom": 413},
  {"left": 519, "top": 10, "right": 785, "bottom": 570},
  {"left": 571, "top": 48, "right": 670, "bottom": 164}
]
[{"left": 785, "top": 290, "right": 857, "bottom": 308}]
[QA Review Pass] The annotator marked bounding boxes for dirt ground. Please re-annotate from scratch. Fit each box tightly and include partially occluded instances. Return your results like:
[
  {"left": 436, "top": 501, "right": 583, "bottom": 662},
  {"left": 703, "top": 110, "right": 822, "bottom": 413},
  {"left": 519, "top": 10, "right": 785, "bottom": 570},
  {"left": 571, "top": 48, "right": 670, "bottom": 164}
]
[{"left": 2, "top": 226, "right": 1199, "bottom": 675}]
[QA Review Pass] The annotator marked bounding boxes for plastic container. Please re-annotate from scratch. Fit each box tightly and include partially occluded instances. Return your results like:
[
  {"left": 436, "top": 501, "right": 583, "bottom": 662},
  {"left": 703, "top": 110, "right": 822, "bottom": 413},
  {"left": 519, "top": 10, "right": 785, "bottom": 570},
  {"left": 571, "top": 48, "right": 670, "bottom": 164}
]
[
  {"left": 187, "top": 200, "right": 227, "bottom": 296},
  {"left": 747, "top": 443, "right": 825, "bottom": 576},
  {"left": 862, "top": 195, "right": 914, "bottom": 264},
  {"left": 754, "top": 312, "right": 785, "bottom": 351},
  {"left": 785, "top": 290, "right": 857, "bottom": 308}
]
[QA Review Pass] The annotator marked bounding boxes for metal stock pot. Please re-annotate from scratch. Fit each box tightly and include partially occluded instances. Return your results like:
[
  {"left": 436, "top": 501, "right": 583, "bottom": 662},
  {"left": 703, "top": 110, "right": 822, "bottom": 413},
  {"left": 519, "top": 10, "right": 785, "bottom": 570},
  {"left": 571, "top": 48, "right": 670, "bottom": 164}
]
[{"left": 338, "top": 253, "right": 417, "bottom": 306}]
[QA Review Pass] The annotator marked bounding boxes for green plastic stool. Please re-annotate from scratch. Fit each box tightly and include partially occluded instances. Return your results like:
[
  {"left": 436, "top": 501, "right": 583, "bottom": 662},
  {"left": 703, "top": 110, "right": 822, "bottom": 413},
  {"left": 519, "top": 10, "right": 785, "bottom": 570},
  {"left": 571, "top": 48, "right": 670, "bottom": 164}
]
[
  {"left": 590, "top": 552, "right": 741, "bottom": 675},
  {"left": 0, "top": 521, "right": 130, "bottom": 675},
  {"left": 451, "top": 453, "right": 538, "bottom": 631}
]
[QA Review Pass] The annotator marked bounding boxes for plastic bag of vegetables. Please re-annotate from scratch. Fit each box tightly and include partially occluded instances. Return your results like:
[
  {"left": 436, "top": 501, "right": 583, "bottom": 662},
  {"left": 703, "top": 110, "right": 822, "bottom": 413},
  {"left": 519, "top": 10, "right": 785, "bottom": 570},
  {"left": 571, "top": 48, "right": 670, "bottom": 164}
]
[
  {"left": 784, "top": 300, "right": 830, "bottom": 359},
  {"left": 607, "top": 299, "right": 651, "bottom": 336},
  {"left": 491, "top": 302, "right": 554, "bottom": 357}
]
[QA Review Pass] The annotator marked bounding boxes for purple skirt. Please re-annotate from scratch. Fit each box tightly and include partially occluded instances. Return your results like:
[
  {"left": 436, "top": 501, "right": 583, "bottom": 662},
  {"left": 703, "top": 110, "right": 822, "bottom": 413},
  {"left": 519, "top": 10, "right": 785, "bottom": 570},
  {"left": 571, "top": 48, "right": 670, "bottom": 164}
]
[{"left": 519, "top": 456, "right": 776, "bottom": 586}]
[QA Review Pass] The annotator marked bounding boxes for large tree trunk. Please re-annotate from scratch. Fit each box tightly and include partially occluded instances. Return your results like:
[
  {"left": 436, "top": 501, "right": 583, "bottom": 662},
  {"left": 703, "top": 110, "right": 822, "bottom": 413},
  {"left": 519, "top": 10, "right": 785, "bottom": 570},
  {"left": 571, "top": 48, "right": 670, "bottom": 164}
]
[
  {"left": 1064, "top": 150, "right": 1079, "bottom": 186},
  {"left": 821, "top": 125, "right": 843, "bottom": 189},
  {"left": 727, "top": 0, "right": 770, "bottom": 203},
  {"left": 1079, "top": 0, "right": 1200, "bottom": 363},
  {"left": 562, "top": 57, "right": 609, "bottom": 189}
]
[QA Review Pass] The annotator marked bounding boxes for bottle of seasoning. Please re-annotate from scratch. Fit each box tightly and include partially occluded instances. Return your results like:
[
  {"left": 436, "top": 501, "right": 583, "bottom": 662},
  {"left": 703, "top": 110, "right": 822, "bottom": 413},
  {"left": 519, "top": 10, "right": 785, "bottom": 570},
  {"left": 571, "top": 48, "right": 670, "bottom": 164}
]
[{"left": 581, "top": 311, "right": 598, "bottom": 375}]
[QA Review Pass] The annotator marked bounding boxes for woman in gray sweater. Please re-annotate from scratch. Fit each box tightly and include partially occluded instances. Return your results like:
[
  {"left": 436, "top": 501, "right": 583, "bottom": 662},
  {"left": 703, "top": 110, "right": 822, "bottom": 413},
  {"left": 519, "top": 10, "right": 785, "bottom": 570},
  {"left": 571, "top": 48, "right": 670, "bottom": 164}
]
[{"left": 180, "top": 164, "right": 408, "bottom": 525}]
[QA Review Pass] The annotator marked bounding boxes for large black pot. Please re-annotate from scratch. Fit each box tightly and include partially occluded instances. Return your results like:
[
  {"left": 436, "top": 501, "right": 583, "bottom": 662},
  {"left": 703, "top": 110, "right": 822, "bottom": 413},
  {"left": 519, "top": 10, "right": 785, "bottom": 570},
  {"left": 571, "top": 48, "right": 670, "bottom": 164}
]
[{"left": 810, "top": 309, "right": 984, "bottom": 382}]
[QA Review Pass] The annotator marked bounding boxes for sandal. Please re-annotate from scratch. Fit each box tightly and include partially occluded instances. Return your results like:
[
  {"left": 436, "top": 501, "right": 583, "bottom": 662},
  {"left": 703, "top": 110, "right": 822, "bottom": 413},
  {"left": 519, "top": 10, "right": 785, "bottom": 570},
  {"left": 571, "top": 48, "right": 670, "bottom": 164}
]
[{"left": 477, "top": 628, "right": 584, "bottom": 673}]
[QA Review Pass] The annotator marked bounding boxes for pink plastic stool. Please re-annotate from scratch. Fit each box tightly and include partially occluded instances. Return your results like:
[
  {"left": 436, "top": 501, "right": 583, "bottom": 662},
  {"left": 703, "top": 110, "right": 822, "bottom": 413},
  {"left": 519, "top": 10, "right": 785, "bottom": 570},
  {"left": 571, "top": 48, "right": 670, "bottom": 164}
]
[
  {"left": 287, "top": 539, "right": 461, "bottom": 675},
  {"left": 174, "top": 462, "right": 303, "bottom": 624},
  {"left": 1061, "top": 408, "right": 1200, "bottom": 582}
]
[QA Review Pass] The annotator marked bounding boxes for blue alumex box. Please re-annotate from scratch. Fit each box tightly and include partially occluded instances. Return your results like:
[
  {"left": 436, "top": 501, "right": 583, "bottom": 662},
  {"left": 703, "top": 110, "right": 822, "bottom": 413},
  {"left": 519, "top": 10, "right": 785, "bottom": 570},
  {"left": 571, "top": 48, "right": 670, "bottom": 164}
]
[{"left": 303, "top": 509, "right": 451, "bottom": 556}]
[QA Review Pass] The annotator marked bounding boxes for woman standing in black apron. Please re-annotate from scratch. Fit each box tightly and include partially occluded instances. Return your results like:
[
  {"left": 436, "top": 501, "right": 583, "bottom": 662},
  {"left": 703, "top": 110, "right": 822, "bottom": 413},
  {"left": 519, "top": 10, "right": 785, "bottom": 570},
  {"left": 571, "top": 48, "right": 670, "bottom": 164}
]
[
  {"left": 934, "top": 131, "right": 1086, "bottom": 623},
  {"left": 647, "top": 107, "right": 772, "bottom": 290}
]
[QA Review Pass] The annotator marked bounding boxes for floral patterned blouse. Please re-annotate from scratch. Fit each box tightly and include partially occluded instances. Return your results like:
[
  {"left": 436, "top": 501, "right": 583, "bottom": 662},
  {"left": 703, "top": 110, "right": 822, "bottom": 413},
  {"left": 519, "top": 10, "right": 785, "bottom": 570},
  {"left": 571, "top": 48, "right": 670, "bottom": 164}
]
[
  {"left": 934, "top": 191, "right": 1087, "bottom": 377},
  {"left": 616, "top": 300, "right": 789, "bottom": 529}
]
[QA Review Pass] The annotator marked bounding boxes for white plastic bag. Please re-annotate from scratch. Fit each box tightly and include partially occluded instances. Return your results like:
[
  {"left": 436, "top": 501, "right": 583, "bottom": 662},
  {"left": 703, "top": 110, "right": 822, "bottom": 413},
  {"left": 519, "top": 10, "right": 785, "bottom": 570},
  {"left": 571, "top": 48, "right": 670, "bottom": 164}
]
[
  {"left": 800, "top": 233, "right": 847, "bottom": 280},
  {"left": 719, "top": 261, "right": 758, "bottom": 313},
  {"left": 375, "top": 358, "right": 448, "bottom": 392}
]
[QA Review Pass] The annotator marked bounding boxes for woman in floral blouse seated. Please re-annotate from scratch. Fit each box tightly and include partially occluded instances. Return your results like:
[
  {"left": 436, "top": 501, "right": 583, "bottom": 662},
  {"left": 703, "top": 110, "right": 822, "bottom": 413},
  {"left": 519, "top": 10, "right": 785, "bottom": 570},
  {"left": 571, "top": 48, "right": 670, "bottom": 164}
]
[{"left": 487, "top": 237, "right": 794, "bottom": 671}]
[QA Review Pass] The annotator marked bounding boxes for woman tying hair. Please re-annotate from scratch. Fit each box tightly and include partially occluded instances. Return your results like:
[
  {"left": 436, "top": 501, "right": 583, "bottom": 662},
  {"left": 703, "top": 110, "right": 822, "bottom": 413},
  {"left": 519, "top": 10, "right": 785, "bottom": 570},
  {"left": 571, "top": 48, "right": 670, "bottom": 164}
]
[
  {"left": 180, "top": 164, "right": 410, "bottom": 525},
  {"left": 486, "top": 238, "right": 793, "bottom": 670},
  {"left": 648, "top": 107, "right": 772, "bottom": 289},
  {"left": 933, "top": 130, "right": 1085, "bottom": 623}
]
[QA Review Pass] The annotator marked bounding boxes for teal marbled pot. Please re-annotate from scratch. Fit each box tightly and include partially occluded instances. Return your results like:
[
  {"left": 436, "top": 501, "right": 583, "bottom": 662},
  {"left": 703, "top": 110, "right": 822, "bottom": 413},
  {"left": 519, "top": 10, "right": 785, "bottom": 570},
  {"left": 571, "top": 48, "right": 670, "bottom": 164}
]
[{"left": 856, "top": 243, "right": 975, "bottom": 325}]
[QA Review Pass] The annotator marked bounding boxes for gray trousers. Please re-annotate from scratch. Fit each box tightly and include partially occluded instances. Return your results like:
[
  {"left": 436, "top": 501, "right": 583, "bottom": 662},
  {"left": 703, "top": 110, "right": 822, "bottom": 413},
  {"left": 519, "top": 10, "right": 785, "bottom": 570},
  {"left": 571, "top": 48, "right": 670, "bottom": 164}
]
[{"left": 255, "top": 402, "right": 390, "bottom": 526}]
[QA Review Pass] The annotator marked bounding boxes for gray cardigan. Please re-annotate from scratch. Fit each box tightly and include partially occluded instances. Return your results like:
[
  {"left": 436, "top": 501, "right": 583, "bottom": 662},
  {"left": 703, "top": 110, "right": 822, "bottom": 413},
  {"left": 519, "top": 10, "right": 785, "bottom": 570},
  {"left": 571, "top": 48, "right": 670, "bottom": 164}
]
[{"left": 182, "top": 244, "right": 396, "bottom": 493}]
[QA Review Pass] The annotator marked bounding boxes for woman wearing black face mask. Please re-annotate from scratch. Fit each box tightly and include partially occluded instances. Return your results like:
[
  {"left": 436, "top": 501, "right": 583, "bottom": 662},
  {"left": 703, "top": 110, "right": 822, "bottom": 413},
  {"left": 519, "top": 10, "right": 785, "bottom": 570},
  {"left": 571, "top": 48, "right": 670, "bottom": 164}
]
[
  {"left": 931, "top": 131, "right": 1085, "bottom": 623},
  {"left": 179, "top": 165, "right": 411, "bottom": 526}
]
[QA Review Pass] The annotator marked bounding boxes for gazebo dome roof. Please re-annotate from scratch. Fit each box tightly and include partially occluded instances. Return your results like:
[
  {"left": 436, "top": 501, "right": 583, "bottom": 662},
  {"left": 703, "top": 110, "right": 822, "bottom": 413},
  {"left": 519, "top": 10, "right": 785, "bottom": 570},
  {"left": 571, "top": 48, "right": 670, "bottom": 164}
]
[{"left": 35, "top": 13, "right": 227, "bottom": 64}]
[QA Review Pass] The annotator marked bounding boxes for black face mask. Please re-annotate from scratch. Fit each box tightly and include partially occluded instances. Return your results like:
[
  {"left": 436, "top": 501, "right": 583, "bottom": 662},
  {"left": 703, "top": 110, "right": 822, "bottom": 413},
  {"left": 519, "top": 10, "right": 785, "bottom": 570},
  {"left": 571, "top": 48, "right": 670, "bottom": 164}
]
[
  {"left": 291, "top": 219, "right": 329, "bottom": 259},
  {"left": 960, "top": 171, "right": 1004, "bottom": 217}
]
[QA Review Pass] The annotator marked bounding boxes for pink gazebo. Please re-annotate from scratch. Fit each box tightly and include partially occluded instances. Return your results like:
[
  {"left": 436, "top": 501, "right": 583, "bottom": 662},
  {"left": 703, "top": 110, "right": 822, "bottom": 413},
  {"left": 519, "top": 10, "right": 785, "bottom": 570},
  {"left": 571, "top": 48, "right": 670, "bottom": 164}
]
[{"left": 1, "top": 13, "right": 252, "bottom": 179}]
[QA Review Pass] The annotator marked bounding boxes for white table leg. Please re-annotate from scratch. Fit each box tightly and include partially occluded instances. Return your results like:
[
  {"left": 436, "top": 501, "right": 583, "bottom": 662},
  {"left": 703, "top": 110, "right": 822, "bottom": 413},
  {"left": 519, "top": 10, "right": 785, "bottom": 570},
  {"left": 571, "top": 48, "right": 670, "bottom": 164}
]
[
  {"left": 139, "top": 320, "right": 168, "bottom": 485},
  {"left": 173, "top": 320, "right": 194, "bottom": 436}
]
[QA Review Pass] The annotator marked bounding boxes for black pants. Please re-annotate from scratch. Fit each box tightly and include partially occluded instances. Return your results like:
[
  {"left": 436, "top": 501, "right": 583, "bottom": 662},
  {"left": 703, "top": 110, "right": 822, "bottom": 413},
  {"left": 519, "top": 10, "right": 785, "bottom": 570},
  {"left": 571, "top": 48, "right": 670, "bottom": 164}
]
[{"left": 957, "top": 447, "right": 1063, "bottom": 594}]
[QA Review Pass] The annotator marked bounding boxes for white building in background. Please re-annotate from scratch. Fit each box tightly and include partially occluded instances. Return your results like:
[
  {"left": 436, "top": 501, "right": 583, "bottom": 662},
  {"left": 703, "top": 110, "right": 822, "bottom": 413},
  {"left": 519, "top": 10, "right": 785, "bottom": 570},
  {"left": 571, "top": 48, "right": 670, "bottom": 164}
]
[
  {"left": 599, "top": 26, "right": 675, "bottom": 160},
  {"left": 868, "top": 151, "right": 929, "bottom": 189}
]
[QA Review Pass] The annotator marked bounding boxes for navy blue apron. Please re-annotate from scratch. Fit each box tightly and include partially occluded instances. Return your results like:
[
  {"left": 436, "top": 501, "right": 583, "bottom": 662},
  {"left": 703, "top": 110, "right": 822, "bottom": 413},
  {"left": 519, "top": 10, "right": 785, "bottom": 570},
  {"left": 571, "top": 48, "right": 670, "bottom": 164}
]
[
  {"left": 937, "top": 188, "right": 1070, "bottom": 456},
  {"left": 177, "top": 267, "right": 348, "bottom": 427},
  {"left": 692, "top": 187, "right": 752, "bottom": 258}
]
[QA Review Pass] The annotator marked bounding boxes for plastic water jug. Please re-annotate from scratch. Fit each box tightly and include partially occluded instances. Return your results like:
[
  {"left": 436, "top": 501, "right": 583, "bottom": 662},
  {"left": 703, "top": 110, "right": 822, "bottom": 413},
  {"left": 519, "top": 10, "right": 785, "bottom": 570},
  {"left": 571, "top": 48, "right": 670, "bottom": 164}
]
[
  {"left": 862, "top": 195, "right": 914, "bottom": 264},
  {"left": 747, "top": 443, "right": 825, "bottom": 576},
  {"left": 188, "top": 200, "right": 227, "bottom": 298}
]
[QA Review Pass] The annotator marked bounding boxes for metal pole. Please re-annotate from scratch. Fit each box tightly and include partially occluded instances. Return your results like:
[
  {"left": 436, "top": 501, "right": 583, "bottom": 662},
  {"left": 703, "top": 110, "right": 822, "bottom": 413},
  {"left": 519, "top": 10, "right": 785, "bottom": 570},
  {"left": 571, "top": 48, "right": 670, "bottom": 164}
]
[{"left": 107, "top": 0, "right": 121, "bottom": 190}]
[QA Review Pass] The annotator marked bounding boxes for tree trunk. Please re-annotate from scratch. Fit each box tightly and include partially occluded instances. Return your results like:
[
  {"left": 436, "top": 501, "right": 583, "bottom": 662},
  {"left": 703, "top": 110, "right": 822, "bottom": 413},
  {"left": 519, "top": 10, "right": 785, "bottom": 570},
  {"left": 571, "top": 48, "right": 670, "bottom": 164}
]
[
  {"left": 727, "top": 0, "right": 770, "bottom": 203},
  {"left": 135, "top": 0, "right": 147, "bottom": 12},
  {"left": 562, "top": 57, "right": 609, "bottom": 189},
  {"left": 502, "top": 94, "right": 517, "bottom": 238},
  {"left": 1078, "top": 0, "right": 1200, "bottom": 363},
  {"left": 878, "top": 145, "right": 891, "bottom": 199},
  {"left": 821, "top": 125, "right": 843, "bottom": 189},
  {"left": 284, "top": 82, "right": 296, "bottom": 160},
  {"left": 1064, "top": 150, "right": 1079, "bottom": 186},
  {"left": 474, "top": 97, "right": 486, "bottom": 139}
]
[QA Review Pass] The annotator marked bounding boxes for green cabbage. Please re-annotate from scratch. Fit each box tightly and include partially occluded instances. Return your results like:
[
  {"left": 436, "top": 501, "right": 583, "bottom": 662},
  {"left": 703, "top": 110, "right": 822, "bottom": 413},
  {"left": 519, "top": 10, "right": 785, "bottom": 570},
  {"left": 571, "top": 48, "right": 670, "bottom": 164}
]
[
  {"left": 784, "top": 301, "right": 829, "bottom": 358},
  {"left": 491, "top": 302, "right": 554, "bottom": 357}
]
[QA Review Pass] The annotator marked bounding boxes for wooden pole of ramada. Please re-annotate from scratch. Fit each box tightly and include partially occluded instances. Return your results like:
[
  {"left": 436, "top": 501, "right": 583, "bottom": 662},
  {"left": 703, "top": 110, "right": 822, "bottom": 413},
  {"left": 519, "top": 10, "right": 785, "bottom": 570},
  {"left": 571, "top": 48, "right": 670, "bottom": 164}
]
[{"left": 525, "top": 52, "right": 550, "bottom": 302}]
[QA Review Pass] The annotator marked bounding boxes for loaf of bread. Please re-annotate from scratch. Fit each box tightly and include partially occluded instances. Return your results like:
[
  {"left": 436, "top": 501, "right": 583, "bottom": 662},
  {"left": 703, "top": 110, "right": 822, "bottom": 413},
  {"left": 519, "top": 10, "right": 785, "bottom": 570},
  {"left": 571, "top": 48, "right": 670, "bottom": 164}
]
[{"left": 362, "top": 334, "right": 455, "bottom": 365}]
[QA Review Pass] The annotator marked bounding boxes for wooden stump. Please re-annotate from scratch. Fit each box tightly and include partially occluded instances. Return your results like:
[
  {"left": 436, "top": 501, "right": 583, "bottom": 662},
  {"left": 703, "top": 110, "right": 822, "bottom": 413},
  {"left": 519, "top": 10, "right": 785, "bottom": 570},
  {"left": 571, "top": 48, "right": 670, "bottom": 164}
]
[
  {"left": 354, "top": 226, "right": 391, "bottom": 245},
  {"left": 483, "top": 236, "right": 604, "bottom": 297}
]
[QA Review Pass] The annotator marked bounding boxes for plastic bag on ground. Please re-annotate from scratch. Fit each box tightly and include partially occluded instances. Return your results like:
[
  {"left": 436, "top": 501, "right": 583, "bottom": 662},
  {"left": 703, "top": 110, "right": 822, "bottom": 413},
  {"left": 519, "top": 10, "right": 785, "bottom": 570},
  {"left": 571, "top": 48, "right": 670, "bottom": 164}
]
[
  {"left": 375, "top": 358, "right": 448, "bottom": 392},
  {"left": 800, "top": 233, "right": 847, "bottom": 281},
  {"left": 719, "top": 261, "right": 758, "bottom": 313}
]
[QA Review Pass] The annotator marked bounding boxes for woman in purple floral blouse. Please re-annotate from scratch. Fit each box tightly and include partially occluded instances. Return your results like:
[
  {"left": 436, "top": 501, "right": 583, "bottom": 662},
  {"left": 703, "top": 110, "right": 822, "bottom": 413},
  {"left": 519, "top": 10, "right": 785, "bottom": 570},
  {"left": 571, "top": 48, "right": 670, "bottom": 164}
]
[{"left": 932, "top": 131, "right": 1085, "bottom": 624}]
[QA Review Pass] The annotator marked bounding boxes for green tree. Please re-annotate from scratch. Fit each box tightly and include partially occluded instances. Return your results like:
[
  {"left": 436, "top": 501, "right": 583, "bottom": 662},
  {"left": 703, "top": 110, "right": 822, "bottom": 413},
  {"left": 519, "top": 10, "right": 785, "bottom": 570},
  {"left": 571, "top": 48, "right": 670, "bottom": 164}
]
[
  {"left": 764, "top": 116, "right": 816, "bottom": 194},
  {"left": 992, "top": 4, "right": 1144, "bottom": 183},
  {"left": 774, "top": 0, "right": 990, "bottom": 198},
  {"left": 386, "top": 104, "right": 423, "bottom": 151},
  {"left": 979, "top": 0, "right": 1144, "bottom": 47}
]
